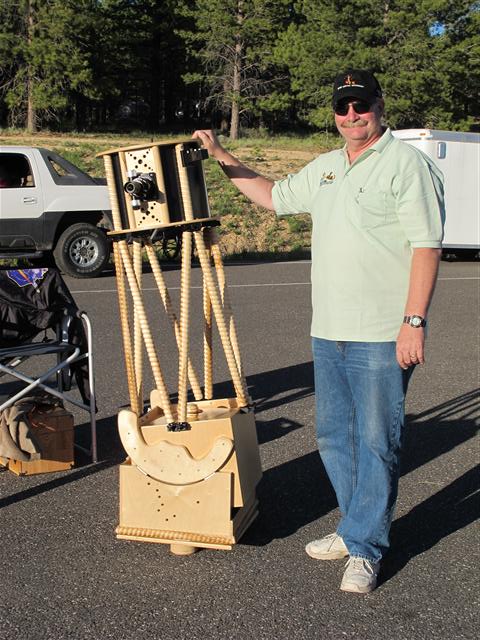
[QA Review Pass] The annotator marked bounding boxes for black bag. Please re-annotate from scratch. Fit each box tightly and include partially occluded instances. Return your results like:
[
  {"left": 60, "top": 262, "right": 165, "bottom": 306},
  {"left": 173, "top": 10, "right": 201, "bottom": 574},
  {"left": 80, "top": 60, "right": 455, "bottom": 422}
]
[{"left": 0, "top": 268, "right": 91, "bottom": 405}]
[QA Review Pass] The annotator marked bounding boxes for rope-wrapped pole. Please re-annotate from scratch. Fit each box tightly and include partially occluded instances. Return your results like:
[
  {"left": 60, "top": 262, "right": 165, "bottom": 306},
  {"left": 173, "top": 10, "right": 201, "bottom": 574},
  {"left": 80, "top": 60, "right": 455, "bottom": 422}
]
[
  {"left": 209, "top": 228, "right": 245, "bottom": 383},
  {"left": 175, "top": 144, "right": 195, "bottom": 423},
  {"left": 118, "top": 152, "right": 144, "bottom": 410},
  {"left": 203, "top": 233, "right": 213, "bottom": 400},
  {"left": 133, "top": 240, "right": 144, "bottom": 409},
  {"left": 103, "top": 155, "right": 140, "bottom": 415},
  {"left": 144, "top": 243, "right": 202, "bottom": 401},
  {"left": 117, "top": 240, "right": 174, "bottom": 423},
  {"left": 194, "top": 229, "right": 248, "bottom": 406},
  {"left": 113, "top": 241, "right": 140, "bottom": 416},
  {"left": 177, "top": 231, "right": 192, "bottom": 422}
]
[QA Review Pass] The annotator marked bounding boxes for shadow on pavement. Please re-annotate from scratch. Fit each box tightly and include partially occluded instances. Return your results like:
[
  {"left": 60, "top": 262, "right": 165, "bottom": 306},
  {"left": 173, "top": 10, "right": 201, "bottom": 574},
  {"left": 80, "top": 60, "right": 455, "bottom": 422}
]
[
  {"left": 249, "top": 361, "right": 315, "bottom": 418},
  {"left": 381, "top": 464, "right": 479, "bottom": 586},
  {"left": 242, "top": 449, "right": 337, "bottom": 546},
  {"left": 0, "top": 458, "right": 118, "bottom": 509},
  {"left": 0, "top": 415, "right": 123, "bottom": 509},
  {"left": 243, "top": 388, "right": 479, "bottom": 554}
]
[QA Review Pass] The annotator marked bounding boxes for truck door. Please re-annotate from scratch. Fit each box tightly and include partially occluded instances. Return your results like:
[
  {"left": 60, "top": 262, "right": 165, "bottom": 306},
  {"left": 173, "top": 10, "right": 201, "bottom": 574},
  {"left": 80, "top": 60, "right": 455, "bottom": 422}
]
[{"left": 0, "top": 152, "right": 45, "bottom": 251}]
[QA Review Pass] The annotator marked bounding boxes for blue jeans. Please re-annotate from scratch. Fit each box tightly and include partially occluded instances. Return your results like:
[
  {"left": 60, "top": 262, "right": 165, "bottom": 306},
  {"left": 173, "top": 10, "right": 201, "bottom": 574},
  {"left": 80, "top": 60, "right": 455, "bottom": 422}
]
[{"left": 312, "top": 338, "right": 414, "bottom": 563}]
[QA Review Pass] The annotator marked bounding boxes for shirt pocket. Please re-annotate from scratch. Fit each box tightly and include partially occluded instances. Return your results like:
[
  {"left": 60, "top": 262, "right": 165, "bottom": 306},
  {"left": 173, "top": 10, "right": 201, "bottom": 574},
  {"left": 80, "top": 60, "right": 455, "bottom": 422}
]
[{"left": 353, "top": 190, "right": 388, "bottom": 229}]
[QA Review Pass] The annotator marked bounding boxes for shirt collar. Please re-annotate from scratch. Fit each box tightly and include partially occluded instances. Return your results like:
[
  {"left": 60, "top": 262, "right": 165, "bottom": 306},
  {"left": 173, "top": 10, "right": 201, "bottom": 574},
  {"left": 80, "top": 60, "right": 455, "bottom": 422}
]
[
  {"left": 341, "top": 127, "right": 393, "bottom": 166},
  {"left": 370, "top": 127, "right": 393, "bottom": 153}
]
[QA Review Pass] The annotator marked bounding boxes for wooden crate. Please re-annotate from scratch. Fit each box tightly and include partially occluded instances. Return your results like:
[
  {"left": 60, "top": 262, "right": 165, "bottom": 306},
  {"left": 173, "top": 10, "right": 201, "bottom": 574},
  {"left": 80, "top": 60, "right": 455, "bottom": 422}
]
[{"left": 5, "top": 406, "right": 74, "bottom": 476}]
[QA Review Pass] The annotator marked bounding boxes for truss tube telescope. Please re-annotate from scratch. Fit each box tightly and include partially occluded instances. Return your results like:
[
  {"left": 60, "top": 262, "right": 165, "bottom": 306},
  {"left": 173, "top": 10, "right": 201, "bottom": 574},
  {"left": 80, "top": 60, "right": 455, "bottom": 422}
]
[{"left": 97, "top": 140, "right": 262, "bottom": 554}]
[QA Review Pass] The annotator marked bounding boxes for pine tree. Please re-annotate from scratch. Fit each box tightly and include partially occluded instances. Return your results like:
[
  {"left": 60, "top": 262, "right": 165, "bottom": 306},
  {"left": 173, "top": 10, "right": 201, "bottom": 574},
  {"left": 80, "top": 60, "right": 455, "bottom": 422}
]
[
  {"left": 274, "top": 0, "right": 479, "bottom": 130},
  {"left": 0, "top": 0, "right": 97, "bottom": 131},
  {"left": 179, "top": 0, "right": 292, "bottom": 138}
]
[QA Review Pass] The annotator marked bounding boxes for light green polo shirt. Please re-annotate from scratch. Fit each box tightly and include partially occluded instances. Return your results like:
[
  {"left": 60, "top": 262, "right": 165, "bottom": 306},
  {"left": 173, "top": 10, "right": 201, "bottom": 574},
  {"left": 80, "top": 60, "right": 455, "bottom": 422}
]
[{"left": 272, "top": 128, "right": 445, "bottom": 341}]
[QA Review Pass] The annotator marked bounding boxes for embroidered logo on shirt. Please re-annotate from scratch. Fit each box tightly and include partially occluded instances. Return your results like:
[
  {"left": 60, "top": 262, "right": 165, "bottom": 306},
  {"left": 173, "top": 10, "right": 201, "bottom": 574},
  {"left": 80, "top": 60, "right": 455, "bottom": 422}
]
[{"left": 320, "top": 172, "right": 336, "bottom": 186}]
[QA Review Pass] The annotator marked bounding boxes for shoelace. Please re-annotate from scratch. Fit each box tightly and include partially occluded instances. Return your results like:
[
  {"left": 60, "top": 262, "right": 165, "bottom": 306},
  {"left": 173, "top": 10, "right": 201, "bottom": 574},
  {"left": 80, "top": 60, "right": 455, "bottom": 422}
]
[
  {"left": 345, "top": 557, "right": 376, "bottom": 575},
  {"left": 324, "top": 533, "right": 338, "bottom": 542}
]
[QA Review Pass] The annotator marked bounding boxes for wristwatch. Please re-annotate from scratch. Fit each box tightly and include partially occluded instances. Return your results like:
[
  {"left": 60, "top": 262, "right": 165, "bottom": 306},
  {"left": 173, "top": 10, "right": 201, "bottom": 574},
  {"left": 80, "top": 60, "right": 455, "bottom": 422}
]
[{"left": 403, "top": 315, "right": 426, "bottom": 328}]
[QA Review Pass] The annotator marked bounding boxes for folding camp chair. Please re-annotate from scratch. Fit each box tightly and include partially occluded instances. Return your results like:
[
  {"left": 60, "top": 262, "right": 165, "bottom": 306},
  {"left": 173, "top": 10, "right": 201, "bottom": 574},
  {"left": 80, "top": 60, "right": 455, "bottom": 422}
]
[{"left": 0, "top": 268, "right": 97, "bottom": 463}]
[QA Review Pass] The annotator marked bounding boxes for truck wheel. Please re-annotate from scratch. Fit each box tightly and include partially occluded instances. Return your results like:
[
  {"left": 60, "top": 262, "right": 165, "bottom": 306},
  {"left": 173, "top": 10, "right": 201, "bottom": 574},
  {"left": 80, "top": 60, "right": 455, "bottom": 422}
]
[{"left": 53, "top": 223, "right": 110, "bottom": 278}]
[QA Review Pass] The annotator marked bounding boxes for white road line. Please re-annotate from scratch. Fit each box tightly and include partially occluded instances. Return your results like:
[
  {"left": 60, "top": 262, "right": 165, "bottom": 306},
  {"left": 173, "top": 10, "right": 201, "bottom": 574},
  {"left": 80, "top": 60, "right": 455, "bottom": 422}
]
[
  {"left": 70, "top": 282, "right": 311, "bottom": 294},
  {"left": 70, "top": 276, "right": 479, "bottom": 294}
]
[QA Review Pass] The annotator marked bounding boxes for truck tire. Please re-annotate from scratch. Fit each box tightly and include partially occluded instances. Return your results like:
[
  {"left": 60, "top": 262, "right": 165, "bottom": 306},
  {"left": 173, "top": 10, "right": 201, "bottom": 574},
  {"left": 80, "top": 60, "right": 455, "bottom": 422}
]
[{"left": 53, "top": 223, "right": 110, "bottom": 278}]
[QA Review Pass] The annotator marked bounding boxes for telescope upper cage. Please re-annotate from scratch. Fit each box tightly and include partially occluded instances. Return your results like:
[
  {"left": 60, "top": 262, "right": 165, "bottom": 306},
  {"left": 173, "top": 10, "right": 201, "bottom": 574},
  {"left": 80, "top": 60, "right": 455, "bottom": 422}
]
[{"left": 98, "top": 140, "right": 210, "bottom": 232}]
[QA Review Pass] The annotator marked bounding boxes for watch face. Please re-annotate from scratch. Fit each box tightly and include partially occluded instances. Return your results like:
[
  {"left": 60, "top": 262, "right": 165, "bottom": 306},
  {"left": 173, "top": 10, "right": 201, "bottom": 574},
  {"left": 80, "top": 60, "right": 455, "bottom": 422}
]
[{"left": 411, "top": 316, "right": 422, "bottom": 327}]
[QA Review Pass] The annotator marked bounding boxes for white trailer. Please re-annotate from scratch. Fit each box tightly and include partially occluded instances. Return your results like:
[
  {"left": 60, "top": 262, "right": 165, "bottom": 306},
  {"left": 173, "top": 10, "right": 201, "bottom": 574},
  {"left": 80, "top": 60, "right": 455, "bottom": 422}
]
[{"left": 392, "top": 129, "right": 480, "bottom": 254}]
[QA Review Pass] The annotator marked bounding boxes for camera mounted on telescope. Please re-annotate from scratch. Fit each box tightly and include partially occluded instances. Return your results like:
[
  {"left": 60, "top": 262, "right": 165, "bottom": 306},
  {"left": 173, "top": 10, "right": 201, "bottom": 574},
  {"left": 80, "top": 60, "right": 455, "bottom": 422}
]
[{"left": 124, "top": 171, "right": 159, "bottom": 210}]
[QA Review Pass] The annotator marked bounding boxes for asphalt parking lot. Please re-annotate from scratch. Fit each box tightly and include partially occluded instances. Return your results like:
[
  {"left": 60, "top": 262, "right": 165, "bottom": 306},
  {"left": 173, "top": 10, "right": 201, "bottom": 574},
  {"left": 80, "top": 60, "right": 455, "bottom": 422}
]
[{"left": 0, "top": 258, "right": 478, "bottom": 640}]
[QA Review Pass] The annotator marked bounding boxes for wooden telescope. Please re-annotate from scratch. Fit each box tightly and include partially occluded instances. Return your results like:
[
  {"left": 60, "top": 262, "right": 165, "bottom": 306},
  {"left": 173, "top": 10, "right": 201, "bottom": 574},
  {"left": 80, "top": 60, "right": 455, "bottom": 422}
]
[{"left": 98, "top": 140, "right": 262, "bottom": 554}]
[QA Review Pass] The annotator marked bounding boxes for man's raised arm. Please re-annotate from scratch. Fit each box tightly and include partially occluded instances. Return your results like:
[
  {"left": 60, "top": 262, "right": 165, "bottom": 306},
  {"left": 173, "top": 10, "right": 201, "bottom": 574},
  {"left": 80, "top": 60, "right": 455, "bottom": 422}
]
[{"left": 192, "top": 130, "right": 275, "bottom": 211}]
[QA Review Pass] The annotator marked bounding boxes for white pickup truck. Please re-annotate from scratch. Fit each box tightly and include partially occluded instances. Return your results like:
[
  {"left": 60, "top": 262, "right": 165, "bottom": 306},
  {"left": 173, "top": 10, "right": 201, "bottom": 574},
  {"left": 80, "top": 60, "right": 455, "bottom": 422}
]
[{"left": 0, "top": 147, "right": 112, "bottom": 277}]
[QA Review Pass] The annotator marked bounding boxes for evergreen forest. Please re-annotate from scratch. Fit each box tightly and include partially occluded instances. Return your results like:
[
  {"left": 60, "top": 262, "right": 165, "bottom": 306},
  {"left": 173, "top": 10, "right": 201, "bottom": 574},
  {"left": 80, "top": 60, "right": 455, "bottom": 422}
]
[{"left": 0, "top": 0, "right": 478, "bottom": 137}]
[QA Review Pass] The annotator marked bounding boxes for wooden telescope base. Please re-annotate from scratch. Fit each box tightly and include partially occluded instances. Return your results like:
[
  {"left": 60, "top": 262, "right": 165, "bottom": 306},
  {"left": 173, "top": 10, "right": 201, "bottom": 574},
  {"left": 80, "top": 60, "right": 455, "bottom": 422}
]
[
  {"left": 116, "top": 493, "right": 259, "bottom": 555},
  {"left": 115, "top": 398, "right": 262, "bottom": 555}
]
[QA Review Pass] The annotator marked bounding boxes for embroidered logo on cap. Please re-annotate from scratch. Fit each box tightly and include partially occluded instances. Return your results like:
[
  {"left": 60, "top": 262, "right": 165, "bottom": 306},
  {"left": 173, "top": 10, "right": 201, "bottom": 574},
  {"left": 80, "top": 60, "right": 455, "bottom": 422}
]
[{"left": 338, "top": 75, "right": 365, "bottom": 90}]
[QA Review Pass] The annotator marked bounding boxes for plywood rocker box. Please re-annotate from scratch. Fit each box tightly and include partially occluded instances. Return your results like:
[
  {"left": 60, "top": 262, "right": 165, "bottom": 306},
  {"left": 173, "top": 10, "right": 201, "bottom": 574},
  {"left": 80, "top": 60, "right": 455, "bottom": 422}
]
[{"left": 98, "top": 140, "right": 262, "bottom": 555}]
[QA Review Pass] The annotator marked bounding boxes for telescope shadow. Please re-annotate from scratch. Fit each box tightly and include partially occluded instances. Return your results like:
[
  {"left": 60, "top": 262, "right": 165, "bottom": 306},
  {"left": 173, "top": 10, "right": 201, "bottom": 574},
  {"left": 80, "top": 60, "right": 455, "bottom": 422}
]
[
  {"left": 248, "top": 361, "right": 315, "bottom": 417},
  {"left": 381, "top": 463, "right": 479, "bottom": 587}
]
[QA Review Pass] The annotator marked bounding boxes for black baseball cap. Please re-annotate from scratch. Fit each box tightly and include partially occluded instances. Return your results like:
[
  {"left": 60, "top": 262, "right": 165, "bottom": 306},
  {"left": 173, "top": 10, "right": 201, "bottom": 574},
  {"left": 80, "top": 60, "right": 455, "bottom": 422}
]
[{"left": 332, "top": 69, "right": 382, "bottom": 108}]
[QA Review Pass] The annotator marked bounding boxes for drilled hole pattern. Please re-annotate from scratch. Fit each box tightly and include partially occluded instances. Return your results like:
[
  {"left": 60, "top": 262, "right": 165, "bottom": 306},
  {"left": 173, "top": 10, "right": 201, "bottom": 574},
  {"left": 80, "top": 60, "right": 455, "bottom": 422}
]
[
  {"left": 126, "top": 150, "right": 163, "bottom": 227},
  {"left": 141, "top": 479, "right": 199, "bottom": 525},
  {"left": 128, "top": 151, "right": 154, "bottom": 173}
]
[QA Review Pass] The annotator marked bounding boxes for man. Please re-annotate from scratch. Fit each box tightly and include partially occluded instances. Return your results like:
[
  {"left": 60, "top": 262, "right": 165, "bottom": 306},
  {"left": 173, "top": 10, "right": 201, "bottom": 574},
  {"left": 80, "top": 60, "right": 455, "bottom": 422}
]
[{"left": 193, "top": 69, "right": 444, "bottom": 593}]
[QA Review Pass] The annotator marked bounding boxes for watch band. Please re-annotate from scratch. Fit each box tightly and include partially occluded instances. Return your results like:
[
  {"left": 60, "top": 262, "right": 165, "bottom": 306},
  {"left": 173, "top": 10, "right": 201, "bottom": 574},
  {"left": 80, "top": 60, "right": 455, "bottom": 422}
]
[{"left": 403, "top": 315, "right": 426, "bottom": 328}]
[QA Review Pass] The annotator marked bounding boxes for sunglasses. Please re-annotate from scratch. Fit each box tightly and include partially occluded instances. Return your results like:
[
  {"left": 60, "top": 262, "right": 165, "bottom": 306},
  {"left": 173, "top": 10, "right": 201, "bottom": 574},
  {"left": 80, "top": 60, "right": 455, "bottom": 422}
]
[{"left": 334, "top": 99, "right": 373, "bottom": 116}]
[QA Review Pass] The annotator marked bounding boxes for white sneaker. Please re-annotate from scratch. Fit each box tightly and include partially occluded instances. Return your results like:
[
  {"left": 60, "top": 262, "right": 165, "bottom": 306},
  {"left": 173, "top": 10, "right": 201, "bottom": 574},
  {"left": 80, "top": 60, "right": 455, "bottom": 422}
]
[
  {"left": 340, "top": 556, "right": 380, "bottom": 593},
  {"left": 305, "top": 533, "right": 349, "bottom": 560}
]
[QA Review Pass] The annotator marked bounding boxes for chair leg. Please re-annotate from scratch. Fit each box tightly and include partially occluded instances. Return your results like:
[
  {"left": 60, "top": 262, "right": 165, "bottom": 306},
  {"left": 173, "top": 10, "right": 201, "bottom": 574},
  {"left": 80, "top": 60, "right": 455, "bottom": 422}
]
[{"left": 81, "top": 313, "right": 97, "bottom": 463}]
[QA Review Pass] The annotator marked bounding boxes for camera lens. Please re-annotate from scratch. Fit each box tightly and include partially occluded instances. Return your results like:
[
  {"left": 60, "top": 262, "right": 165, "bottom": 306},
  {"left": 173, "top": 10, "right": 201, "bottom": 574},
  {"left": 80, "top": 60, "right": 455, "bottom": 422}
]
[{"left": 124, "top": 175, "right": 153, "bottom": 199}]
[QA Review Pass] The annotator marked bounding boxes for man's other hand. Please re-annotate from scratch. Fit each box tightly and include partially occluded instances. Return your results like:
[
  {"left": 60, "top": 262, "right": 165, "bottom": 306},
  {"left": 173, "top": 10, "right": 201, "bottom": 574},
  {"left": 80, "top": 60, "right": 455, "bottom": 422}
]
[{"left": 396, "top": 324, "right": 425, "bottom": 369}]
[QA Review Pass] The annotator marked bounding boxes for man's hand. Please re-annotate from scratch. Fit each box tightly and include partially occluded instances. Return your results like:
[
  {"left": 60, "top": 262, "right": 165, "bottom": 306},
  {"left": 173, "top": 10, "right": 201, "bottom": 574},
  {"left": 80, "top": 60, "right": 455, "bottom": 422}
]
[
  {"left": 396, "top": 324, "right": 425, "bottom": 369},
  {"left": 192, "top": 129, "right": 224, "bottom": 160},
  {"left": 192, "top": 128, "right": 275, "bottom": 210}
]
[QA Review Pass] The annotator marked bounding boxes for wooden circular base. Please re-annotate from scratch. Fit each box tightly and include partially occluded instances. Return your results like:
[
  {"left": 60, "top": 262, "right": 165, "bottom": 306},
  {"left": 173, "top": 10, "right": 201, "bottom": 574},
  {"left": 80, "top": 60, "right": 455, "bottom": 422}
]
[{"left": 170, "top": 543, "right": 198, "bottom": 556}]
